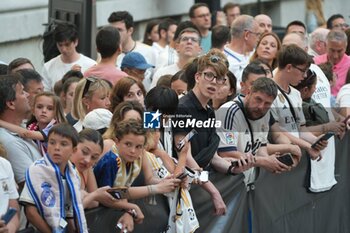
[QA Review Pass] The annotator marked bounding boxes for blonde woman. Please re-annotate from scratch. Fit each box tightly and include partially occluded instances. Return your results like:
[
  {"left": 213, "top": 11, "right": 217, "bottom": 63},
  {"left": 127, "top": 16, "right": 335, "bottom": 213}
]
[{"left": 71, "top": 77, "right": 112, "bottom": 131}]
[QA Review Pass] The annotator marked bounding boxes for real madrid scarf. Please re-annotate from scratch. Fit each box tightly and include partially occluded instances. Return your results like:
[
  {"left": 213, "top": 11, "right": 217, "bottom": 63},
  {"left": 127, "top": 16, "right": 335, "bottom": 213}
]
[
  {"left": 25, "top": 153, "right": 87, "bottom": 233},
  {"left": 144, "top": 151, "right": 199, "bottom": 233},
  {"left": 112, "top": 144, "right": 142, "bottom": 187}
]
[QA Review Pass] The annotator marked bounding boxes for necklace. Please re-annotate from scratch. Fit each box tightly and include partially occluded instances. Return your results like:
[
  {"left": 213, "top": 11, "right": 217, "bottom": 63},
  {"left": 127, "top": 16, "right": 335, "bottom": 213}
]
[{"left": 124, "top": 41, "right": 136, "bottom": 53}]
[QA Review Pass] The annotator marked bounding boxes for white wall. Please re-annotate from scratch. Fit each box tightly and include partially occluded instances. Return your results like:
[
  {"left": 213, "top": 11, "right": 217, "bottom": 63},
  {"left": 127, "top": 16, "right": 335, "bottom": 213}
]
[{"left": 0, "top": 0, "right": 349, "bottom": 71}]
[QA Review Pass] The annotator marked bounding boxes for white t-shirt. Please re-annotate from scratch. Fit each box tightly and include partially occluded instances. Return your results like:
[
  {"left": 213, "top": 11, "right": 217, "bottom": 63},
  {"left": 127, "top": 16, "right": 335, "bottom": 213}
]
[
  {"left": 336, "top": 84, "right": 350, "bottom": 108},
  {"left": 223, "top": 46, "right": 251, "bottom": 91},
  {"left": 42, "top": 54, "right": 96, "bottom": 91},
  {"left": 271, "top": 86, "right": 306, "bottom": 138},
  {"left": 156, "top": 46, "right": 178, "bottom": 69},
  {"left": 0, "top": 157, "right": 19, "bottom": 216},
  {"left": 152, "top": 42, "right": 167, "bottom": 64},
  {"left": 151, "top": 63, "right": 180, "bottom": 88},
  {"left": 117, "top": 42, "right": 157, "bottom": 91}
]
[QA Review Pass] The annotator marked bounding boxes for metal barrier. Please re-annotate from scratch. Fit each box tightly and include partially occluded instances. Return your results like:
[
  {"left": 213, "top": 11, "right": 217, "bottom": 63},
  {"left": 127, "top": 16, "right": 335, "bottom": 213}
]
[{"left": 82, "top": 132, "right": 350, "bottom": 233}]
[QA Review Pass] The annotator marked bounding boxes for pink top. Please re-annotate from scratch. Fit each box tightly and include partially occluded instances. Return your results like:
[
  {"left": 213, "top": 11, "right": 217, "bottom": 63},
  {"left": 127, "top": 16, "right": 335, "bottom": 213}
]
[
  {"left": 84, "top": 64, "right": 127, "bottom": 85},
  {"left": 314, "top": 54, "right": 350, "bottom": 96}
]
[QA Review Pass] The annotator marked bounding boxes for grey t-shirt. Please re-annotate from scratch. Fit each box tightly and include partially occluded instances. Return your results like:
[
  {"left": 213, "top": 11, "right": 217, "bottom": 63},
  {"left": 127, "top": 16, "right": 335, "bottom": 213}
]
[{"left": 0, "top": 128, "right": 41, "bottom": 183}]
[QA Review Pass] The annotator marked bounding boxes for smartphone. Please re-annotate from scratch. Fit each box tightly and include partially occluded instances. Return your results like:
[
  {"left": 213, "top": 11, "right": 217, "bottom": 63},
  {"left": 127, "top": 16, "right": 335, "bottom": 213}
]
[
  {"left": 230, "top": 159, "right": 248, "bottom": 167},
  {"left": 1, "top": 207, "right": 17, "bottom": 224},
  {"left": 107, "top": 187, "right": 129, "bottom": 199},
  {"left": 311, "top": 132, "right": 335, "bottom": 149},
  {"left": 176, "top": 129, "right": 198, "bottom": 151},
  {"left": 343, "top": 115, "right": 350, "bottom": 124},
  {"left": 198, "top": 171, "right": 209, "bottom": 182},
  {"left": 276, "top": 153, "right": 294, "bottom": 166},
  {"left": 176, "top": 172, "right": 187, "bottom": 180}
]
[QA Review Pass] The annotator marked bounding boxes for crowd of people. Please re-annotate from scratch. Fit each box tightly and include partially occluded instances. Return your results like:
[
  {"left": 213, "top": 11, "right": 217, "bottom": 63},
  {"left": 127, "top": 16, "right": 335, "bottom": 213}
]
[{"left": 0, "top": 2, "right": 350, "bottom": 233}]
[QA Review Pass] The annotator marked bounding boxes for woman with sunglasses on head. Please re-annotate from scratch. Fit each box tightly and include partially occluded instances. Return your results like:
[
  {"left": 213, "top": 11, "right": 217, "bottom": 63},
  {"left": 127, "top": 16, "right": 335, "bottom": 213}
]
[{"left": 71, "top": 77, "right": 112, "bottom": 132}]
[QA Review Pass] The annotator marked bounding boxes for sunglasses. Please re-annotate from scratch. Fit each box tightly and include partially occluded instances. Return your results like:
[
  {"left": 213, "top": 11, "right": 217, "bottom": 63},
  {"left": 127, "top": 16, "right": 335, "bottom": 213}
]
[
  {"left": 82, "top": 77, "right": 98, "bottom": 98},
  {"left": 209, "top": 55, "right": 229, "bottom": 68}
]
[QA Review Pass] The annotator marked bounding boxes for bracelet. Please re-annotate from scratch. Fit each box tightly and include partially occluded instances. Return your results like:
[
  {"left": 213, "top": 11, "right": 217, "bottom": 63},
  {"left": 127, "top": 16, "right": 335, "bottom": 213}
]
[
  {"left": 124, "top": 209, "right": 137, "bottom": 219},
  {"left": 147, "top": 185, "right": 156, "bottom": 195}
]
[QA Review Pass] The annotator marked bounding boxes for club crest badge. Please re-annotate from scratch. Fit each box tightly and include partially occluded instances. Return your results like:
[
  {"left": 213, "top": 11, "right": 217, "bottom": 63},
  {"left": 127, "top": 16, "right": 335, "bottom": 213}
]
[
  {"left": 225, "top": 132, "right": 235, "bottom": 144},
  {"left": 41, "top": 182, "right": 56, "bottom": 207}
]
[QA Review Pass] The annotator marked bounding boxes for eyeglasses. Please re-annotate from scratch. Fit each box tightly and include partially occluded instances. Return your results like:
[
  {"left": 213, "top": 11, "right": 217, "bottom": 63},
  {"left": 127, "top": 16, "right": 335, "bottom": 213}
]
[
  {"left": 179, "top": 36, "right": 200, "bottom": 43},
  {"left": 292, "top": 65, "right": 308, "bottom": 76},
  {"left": 201, "top": 72, "right": 226, "bottom": 84},
  {"left": 209, "top": 55, "right": 229, "bottom": 68},
  {"left": 82, "top": 77, "right": 98, "bottom": 97},
  {"left": 244, "top": 29, "right": 261, "bottom": 37},
  {"left": 333, "top": 23, "right": 349, "bottom": 29},
  {"left": 195, "top": 13, "right": 211, "bottom": 18}
]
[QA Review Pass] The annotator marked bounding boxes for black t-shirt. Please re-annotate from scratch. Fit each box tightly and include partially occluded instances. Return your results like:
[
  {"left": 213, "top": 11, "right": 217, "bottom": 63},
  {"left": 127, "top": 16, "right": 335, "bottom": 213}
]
[{"left": 172, "top": 90, "right": 218, "bottom": 168}]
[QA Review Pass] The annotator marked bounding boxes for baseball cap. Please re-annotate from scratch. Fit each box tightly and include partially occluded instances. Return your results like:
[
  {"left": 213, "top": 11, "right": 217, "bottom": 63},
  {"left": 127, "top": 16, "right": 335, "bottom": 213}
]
[
  {"left": 121, "top": 52, "right": 155, "bottom": 70},
  {"left": 82, "top": 108, "right": 112, "bottom": 131}
]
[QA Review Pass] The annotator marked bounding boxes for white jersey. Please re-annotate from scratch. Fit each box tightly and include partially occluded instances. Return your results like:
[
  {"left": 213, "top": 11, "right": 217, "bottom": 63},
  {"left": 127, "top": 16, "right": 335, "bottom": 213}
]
[
  {"left": 336, "top": 84, "right": 350, "bottom": 108},
  {"left": 42, "top": 54, "right": 96, "bottom": 91},
  {"left": 271, "top": 86, "right": 305, "bottom": 138},
  {"left": 216, "top": 99, "right": 269, "bottom": 155},
  {"left": 216, "top": 97, "right": 270, "bottom": 184},
  {"left": 223, "top": 46, "right": 250, "bottom": 91},
  {"left": 310, "top": 64, "right": 334, "bottom": 120},
  {"left": 309, "top": 64, "right": 337, "bottom": 192},
  {"left": 0, "top": 158, "right": 19, "bottom": 216}
]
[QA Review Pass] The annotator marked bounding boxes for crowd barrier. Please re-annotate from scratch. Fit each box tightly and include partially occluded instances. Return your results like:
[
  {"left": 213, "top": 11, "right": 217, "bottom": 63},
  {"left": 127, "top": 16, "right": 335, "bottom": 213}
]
[
  {"left": 20, "top": 133, "right": 350, "bottom": 233},
  {"left": 83, "top": 132, "right": 350, "bottom": 233}
]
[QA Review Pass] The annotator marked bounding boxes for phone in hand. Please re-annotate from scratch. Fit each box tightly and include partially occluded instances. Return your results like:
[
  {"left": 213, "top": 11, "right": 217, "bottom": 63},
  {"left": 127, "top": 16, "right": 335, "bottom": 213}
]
[
  {"left": 1, "top": 207, "right": 17, "bottom": 224},
  {"left": 107, "top": 187, "right": 129, "bottom": 199},
  {"left": 176, "top": 172, "right": 187, "bottom": 180},
  {"left": 311, "top": 132, "right": 335, "bottom": 149},
  {"left": 276, "top": 153, "right": 294, "bottom": 166},
  {"left": 343, "top": 115, "right": 350, "bottom": 124},
  {"left": 230, "top": 159, "right": 249, "bottom": 167},
  {"left": 176, "top": 129, "right": 198, "bottom": 151},
  {"left": 343, "top": 115, "right": 350, "bottom": 131}
]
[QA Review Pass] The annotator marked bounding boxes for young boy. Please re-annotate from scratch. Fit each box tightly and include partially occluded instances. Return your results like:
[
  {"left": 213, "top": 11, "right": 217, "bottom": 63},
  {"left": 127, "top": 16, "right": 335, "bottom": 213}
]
[
  {"left": 20, "top": 123, "right": 87, "bottom": 233},
  {"left": 93, "top": 119, "right": 148, "bottom": 225}
]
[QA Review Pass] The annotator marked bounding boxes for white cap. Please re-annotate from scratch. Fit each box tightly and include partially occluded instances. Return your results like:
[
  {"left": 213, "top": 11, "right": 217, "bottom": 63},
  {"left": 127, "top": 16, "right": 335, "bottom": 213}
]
[{"left": 82, "top": 108, "right": 112, "bottom": 130}]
